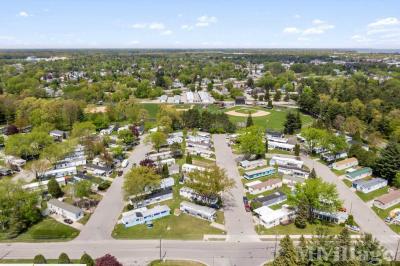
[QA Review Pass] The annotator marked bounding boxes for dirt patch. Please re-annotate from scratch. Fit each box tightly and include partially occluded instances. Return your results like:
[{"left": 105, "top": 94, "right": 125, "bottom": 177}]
[
  {"left": 225, "top": 109, "right": 270, "bottom": 117},
  {"left": 84, "top": 106, "right": 107, "bottom": 114}
]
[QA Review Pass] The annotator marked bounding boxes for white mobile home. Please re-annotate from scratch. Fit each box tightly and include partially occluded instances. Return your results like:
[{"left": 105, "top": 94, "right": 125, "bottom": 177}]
[
  {"left": 47, "top": 199, "right": 83, "bottom": 221},
  {"left": 269, "top": 156, "right": 303, "bottom": 169},
  {"left": 239, "top": 159, "right": 267, "bottom": 170},
  {"left": 180, "top": 201, "right": 216, "bottom": 221}
]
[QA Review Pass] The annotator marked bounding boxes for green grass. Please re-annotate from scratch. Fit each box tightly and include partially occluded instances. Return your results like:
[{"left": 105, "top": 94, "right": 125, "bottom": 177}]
[
  {"left": 267, "top": 149, "right": 293, "bottom": 155},
  {"left": 256, "top": 221, "right": 348, "bottom": 235},
  {"left": 149, "top": 260, "right": 206, "bottom": 266},
  {"left": 226, "top": 106, "right": 314, "bottom": 131},
  {"left": 0, "top": 218, "right": 79, "bottom": 242},
  {"left": 342, "top": 179, "right": 352, "bottom": 187},
  {"left": 78, "top": 213, "right": 92, "bottom": 225},
  {"left": 112, "top": 175, "right": 225, "bottom": 240},
  {"left": 0, "top": 259, "right": 80, "bottom": 264},
  {"left": 332, "top": 169, "right": 346, "bottom": 176},
  {"left": 372, "top": 203, "right": 400, "bottom": 234},
  {"left": 269, "top": 201, "right": 288, "bottom": 210},
  {"left": 141, "top": 103, "right": 160, "bottom": 119},
  {"left": 356, "top": 187, "right": 389, "bottom": 202}
]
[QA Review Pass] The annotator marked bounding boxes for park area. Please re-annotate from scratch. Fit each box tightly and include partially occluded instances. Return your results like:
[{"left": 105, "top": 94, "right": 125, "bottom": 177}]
[{"left": 225, "top": 106, "right": 313, "bottom": 131}]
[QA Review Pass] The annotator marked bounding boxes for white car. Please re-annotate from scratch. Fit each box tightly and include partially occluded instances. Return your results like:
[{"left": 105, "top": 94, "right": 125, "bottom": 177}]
[{"left": 121, "top": 159, "right": 129, "bottom": 168}]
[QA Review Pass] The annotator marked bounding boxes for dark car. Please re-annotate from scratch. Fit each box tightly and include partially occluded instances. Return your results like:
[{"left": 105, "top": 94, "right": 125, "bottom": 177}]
[
  {"left": 63, "top": 219, "right": 73, "bottom": 224},
  {"left": 243, "top": 196, "right": 251, "bottom": 212}
]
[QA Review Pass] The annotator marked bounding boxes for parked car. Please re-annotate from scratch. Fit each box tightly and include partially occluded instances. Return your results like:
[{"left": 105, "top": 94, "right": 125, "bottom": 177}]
[
  {"left": 121, "top": 159, "right": 129, "bottom": 168},
  {"left": 243, "top": 196, "right": 251, "bottom": 212},
  {"left": 64, "top": 219, "right": 73, "bottom": 224},
  {"left": 384, "top": 217, "right": 393, "bottom": 224},
  {"left": 346, "top": 224, "right": 360, "bottom": 232}
]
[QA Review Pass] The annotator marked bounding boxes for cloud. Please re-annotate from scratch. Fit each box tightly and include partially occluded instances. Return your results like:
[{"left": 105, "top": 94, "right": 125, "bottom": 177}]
[
  {"left": 148, "top": 22, "right": 165, "bottom": 30},
  {"left": 131, "top": 23, "right": 146, "bottom": 29},
  {"left": 129, "top": 40, "right": 140, "bottom": 45},
  {"left": 282, "top": 19, "right": 334, "bottom": 36},
  {"left": 18, "top": 11, "right": 29, "bottom": 17},
  {"left": 181, "top": 24, "right": 194, "bottom": 31},
  {"left": 131, "top": 22, "right": 165, "bottom": 30},
  {"left": 293, "top": 14, "right": 301, "bottom": 19},
  {"left": 195, "top": 15, "right": 217, "bottom": 27},
  {"left": 283, "top": 27, "right": 300, "bottom": 34},
  {"left": 368, "top": 17, "right": 400, "bottom": 28},
  {"left": 160, "top": 30, "right": 173, "bottom": 36}
]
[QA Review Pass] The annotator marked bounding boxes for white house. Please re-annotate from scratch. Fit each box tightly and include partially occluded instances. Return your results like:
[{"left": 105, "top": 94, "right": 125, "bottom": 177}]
[
  {"left": 42, "top": 166, "right": 77, "bottom": 179},
  {"left": 245, "top": 178, "right": 282, "bottom": 195},
  {"left": 167, "top": 136, "right": 183, "bottom": 145},
  {"left": 254, "top": 205, "right": 296, "bottom": 228},
  {"left": 180, "top": 201, "right": 216, "bottom": 221},
  {"left": 179, "top": 187, "right": 219, "bottom": 207},
  {"left": 268, "top": 141, "right": 295, "bottom": 152},
  {"left": 186, "top": 147, "right": 215, "bottom": 159},
  {"left": 182, "top": 163, "right": 206, "bottom": 174},
  {"left": 239, "top": 159, "right": 267, "bottom": 170},
  {"left": 332, "top": 157, "right": 358, "bottom": 171},
  {"left": 352, "top": 178, "right": 387, "bottom": 194},
  {"left": 155, "top": 158, "right": 176, "bottom": 167},
  {"left": 147, "top": 151, "right": 173, "bottom": 161},
  {"left": 47, "top": 199, "right": 83, "bottom": 221},
  {"left": 269, "top": 156, "right": 303, "bottom": 169},
  {"left": 23, "top": 177, "right": 66, "bottom": 191}
]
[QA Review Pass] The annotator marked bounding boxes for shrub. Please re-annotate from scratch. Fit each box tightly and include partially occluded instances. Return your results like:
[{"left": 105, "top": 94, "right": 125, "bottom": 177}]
[
  {"left": 80, "top": 253, "right": 95, "bottom": 266},
  {"left": 95, "top": 254, "right": 122, "bottom": 266},
  {"left": 58, "top": 252, "right": 71, "bottom": 264},
  {"left": 33, "top": 254, "right": 47, "bottom": 264},
  {"left": 97, "top": 181, "right": 111, "bottom": 191}
]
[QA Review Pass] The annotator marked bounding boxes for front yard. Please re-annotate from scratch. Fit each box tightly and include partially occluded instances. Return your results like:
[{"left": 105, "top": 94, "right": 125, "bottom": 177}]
[
  {"left": 0, "top": 218, "right": 79, "bottom": 242},
  {"left": 256, "top": 221, "right": 349, "bottom": 235},
  {"left": 372, "top": 203, "right": 400, "bottom": 234},
  {"left": 356, "top": 187, "right": 388, "bottom": 202}
]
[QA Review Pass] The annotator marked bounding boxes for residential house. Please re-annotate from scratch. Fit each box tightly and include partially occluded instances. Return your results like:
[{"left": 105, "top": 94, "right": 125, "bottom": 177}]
[
  {"left": 282, "top": 175, "right": 305, "bottom": 188},
  {"left": 155, "top": 158, "right": 176, "bottom": 167},
  {"left": 55, "top": 156, "right": 86, "bottom": 169},
  {"left": 179, "top": 187, "right": 219, "bottom": 208},
  {"left": 130, "top": 187, "right": 173, "bottom": 208},
  {"left": 246, "top": 178, "right": 282, "bottom": 195},
  {"left": 186, "top": 147, "right": 215, "bottom": 159},
  {"left": 321, "top": 151, "right": 348, "bottom": 162},
  {"left": 169, "top": 164, "right": 180, "bottom": 175},
  {"left": 277, "top": 165, "right": 309, "bottom": 178},
  {"left": 120, "top": 205, "right": 170, "bottom": 228},
  {"left": 352, "top": 178, "right": 387, "bottom": 194},
  {"left": 332, "top": 157, "right": 358, "bottom": 171},
  {"left": 345, "top": 167, "right": 373, "bottom": 181},
  {"left": 252, "top": 191, "right": 287, "bottom": 207},
  {"left": 374, "top": 190, "right": 400, "bottom": 209},
  {"left": 41, "top": 166, "right": 77, "bottom": 179},
  {"left": 5, "top": 156, "right": 26, "bottom": 170},
  {"left": 186, "top": 141, "right": 212, "bottom": 150},
  {"left": 147, "top": 151, "right": 173, "bottom": 161},
  {"left": 182, "top": 163, "right": 206, "bottom": 174},
  {"left": 235, "top": 96, "right": 246, "bottom": 105},
  {"left": 49, "top": 130, "right": 68, "bottom": 141},
  {"left": 47, "top": 199, "right": 84, "bottom": 221},
  {"left": 85, "top": 164, "right": 113, "bottom": 177},
  {"left": 268, "top": 141, "right": 295, "bottom": 152},
  {"left": 239, "top": 159, "right": 267, "bottom": 170},
  {"left": 313, "top": 210, "right": 348, "bottom": 224},
  {"left": 244, "top": 167, "right": 275, "bottom": 180},
  {"left": 180, "top": 201, "right": 216, "bottom": 221},
  {"left": 0, "top": 168, "right": 12, "bottom": 177},
  {"left": 269, "top": 156, "right": 303, "bottom": 169},
  {"left": 266, "top": 130, "right": 284, "bottom": 139},
  {"left": 23, "top": 177, "right": 66, "bottom": 191},
  {"left": 254, "top": 205, "right": 296, "bottom": 228}
]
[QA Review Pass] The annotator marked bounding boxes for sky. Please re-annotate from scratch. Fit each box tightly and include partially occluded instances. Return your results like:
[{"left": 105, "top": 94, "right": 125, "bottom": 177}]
[{"left": 0, "top": 0, "right": 400, "bottom": 49}]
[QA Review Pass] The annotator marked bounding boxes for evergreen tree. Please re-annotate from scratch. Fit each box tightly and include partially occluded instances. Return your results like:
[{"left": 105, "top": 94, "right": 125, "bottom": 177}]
[
  {"left": 47, "top": 177, "right": 63, "bottom": 198},
  {"left": 284, "top": 112, "right": 298, "bottom": 134},
  {"left": 373, "top": 141, "right": 400, "bottom": 184},
  {"left": 272, "top": 235, "right": 298, "bottom": 266},
  {"left": 186, "top": 153, "right": 192, "bottom": 164},
  {"left": 33, "top": 254, "right": 47, "bottom": 264},
  {"left": 58, "top": 253, "right": 71, "bottom": 264},
  {"left": 246, "top": 113, "right": 254, "bottom": 127},
  {"left": 161, "top": 164, "right": 169, "bottom": 178},
  {"left": 295, "top": 112, "right": 302, "bottom": 130},
  {"left": 294, "top": 144, "right": 300, "bottom": 157},
  {"left": 336, "top": 227, "right": 352, "bottom": 263},
  {"left": 265, "top": 90, "right": 270, "bottom": 101},
  {"left": 265, "top": 138, "right": 269, "bottom": 153},
  {"left": 80, "top": 253, "right": 94, "bottom": 266},
  {"left": 268, "top": 100, "right": 273, "bottom": 108},
  {"left": 297, "top": 235, "right": 309, "bottom": 266},
  {"left": 309, "top": 168, "right": 317, "bottom": 179},
  {"left": 295, "top": 203, "right": 308, "bottom": 229}
]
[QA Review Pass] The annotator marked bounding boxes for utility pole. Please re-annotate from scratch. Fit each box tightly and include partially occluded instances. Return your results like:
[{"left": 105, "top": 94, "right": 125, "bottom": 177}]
[
  {"left": 159, "top": 234, "right": 162, "bottom": 261},
  {"left": 394, "top": 239, "right": 400, "bottom": 262},
  {"left": 273, "top": 227, "right": 278, "bottom": 259}
]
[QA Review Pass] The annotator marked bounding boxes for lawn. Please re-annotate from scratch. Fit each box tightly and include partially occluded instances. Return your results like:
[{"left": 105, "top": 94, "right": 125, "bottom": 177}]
[
  {"left": 78, "top": 213, "right": 92, "bottom": 225},
  {"left": 0, "top": 218, "right": 79, "bottom": 242},
  {"left": 112, "top": 212, "right": 224, "bottom": 240},
  {"left": 226, "top": 106, "right": 314, "bottom": 131},
  {"left": 0, "top": 259, "right": 80, "bottom": 264},
  {"left": 372, "top": 203, "right": 400, "bottom": 234},
  {"left": 149, "top": 260, "right": 206, "bottom": 266},
  {"left": 256, "top": 221, "right": 348, "bottom": 235},
  {"left": 342, "top": 179, "right": 352, "bottom": 188},
  {"left": 112, "top": 175, "right": 225, "bottom": 240},
  {"left": 356, "top": 187, "right": 388, "bottom": 202},
  {"left": 141, "top": 103, "right": 160, "bottom": 119}
]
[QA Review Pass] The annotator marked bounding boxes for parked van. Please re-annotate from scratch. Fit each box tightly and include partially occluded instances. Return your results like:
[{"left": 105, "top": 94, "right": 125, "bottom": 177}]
[{"left": 121, "top": 159, "right": 129, "bottom": 168}]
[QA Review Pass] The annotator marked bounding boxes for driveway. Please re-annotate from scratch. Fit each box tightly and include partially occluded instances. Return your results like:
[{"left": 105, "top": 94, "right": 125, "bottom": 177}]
[
  {"left": 76, "top": 137, "right": 152, "bottom": 241},
  {"left": 213, "top": 134, "right": 258, "bottom": 242}
]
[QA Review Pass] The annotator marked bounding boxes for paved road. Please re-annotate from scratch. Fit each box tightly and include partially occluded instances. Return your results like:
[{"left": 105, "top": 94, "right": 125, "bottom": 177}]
[
  {"left": 0, "top": 240, "right": 273, "bottom": 266},
  {"left": 213, "top": 134, "right": 258, "bottom": 242},
  {"left": 300, "top": 155, "right": 400, "bottom": 257},
  {"left": 76, "top": 137, "right": 152, "bottom": 241}
]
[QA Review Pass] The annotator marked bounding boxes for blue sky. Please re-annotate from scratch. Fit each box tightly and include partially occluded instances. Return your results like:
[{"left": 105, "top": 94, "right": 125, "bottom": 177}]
[{"left": 0, "top": 0, "right": 399, "bottom": 49}]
